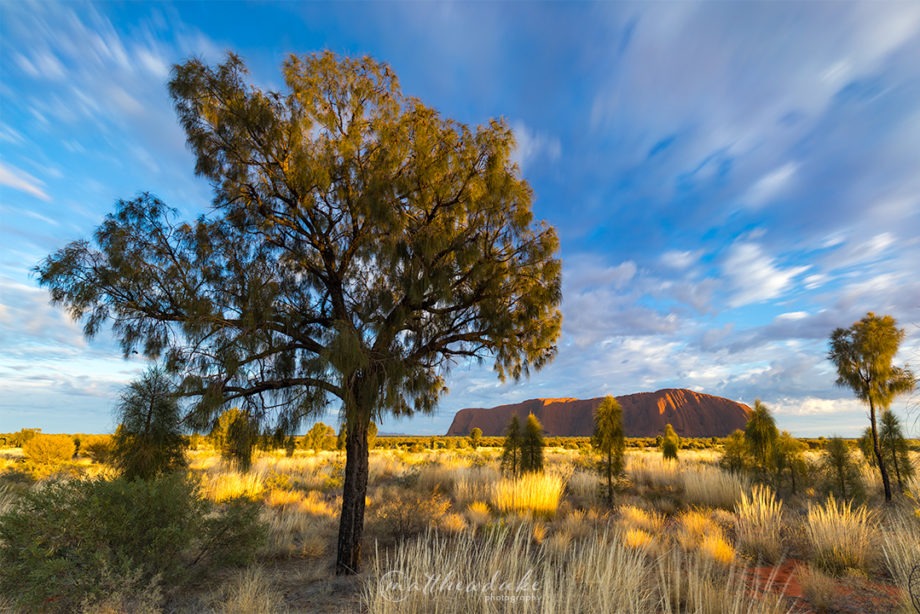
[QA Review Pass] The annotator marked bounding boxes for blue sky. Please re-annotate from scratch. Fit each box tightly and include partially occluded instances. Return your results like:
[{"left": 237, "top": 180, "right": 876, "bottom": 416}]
[{"left": 2, "top": 1, "right": 919, "bottom": 437}]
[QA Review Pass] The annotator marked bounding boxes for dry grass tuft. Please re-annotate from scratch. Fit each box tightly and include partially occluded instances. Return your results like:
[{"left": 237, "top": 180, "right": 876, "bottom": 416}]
[
  {"left": 624, "top": 527, "right": 655, "bottom": 551},
  {"left": 628, "top": 453, "right": 681, "bottom": 490},
  {"left": 881, "top": 512, "right": 920, "bottom": 597},
  {"left": 452, "top": 466, "right": 500, "bottom": 506},
  {"left": 682, "top": 465, "right": 747, "bottom": 509},
  {"left": 489, "top": 472, "right": 565, "bottom": 519},
  {"left": 618, "top": 504, "right": 665, "bottom": 533},
  {"left": 805, "top": 494, "right": 876, "bottom": 575},
  {"left": 797, "top": 563, "right": 838, "bottom": 613},
  {"left": 676, "top": 510, "right": 735, "bottom": 567},
  {"left": 211, "top": 566, "right": 283, "bottom": 614},
  {"left": 465, "top": 500, "right": 492, "bottom": 528},
  {"left": 735, "top": 484, "right": 784, "bottom": 563},
  {"left": 199, "top": 469, "right": 265, "bottom": 502}
]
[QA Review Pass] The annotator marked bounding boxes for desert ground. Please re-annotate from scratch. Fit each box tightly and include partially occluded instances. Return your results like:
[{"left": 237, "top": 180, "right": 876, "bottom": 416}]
[{"left": 1, "top": 437, "right": 918, "bottom": 613}]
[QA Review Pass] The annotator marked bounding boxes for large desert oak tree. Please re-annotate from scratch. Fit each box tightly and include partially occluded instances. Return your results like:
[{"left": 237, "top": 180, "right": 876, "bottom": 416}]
[
  {"left": 36, "top": 52, "right": 562, "bottom": 573},
  {"left": 828, "top": 312, "right": 915, "bottom": 501}
]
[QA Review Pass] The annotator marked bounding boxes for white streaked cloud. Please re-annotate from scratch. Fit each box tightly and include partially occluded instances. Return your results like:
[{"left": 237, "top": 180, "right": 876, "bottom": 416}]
[
  {"left": 0, "top": 162, "right": 51, "bottom": 201},
  {"left": 722, "top": 241, "right": 809, "bottom": 307}
]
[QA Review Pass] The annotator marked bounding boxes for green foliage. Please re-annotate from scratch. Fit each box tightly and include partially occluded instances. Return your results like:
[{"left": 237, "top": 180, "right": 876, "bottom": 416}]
[
  {"left": 520, "top": 413, "right": 545, "bottom": 473},
  {"left": 661, "top": 423, "right": 680, "bottom": 461},
  {"left": 829, "top": 312, "right": 916, "bottom": 500},
  {"left": 0, "top": 474, "right": 265, "bottom": 612},
  {"left": 302, "top": 421, "right": 336, "bottom": 452},
  {"left": 22, "top": 433, "right": 75, "bottom": 465},
  {"left": 744, "top": 399, "right": 778, "bottom": 475},
  {"left": 773, "top": 430, "right": 808, "bottom": 493},
  {"left": 501, "top": 416, "right": 523, "bottom": 477},
  {"left": 879, "top": 410, "right": 914, "bottom": 491},
  {"left": 829, "top": 313, "right": 916, "bottom": 410},
  {"left": 111, "top": 366, "right": 187, "bottom": 480},
  {"left": 821, "top": 437, "right": 864, "bottom": 500},
  {"left": 592, "top": 395, "right": 625, "bottom": 506},
  {"left": 720, "top": 430, "right": 749, "bottom": 474},
  {"left": 211, "top": 408, "right": 257, "bottom": 471},
  {"left": 469, "top": 427, "right": 483, "bottom": 450}
]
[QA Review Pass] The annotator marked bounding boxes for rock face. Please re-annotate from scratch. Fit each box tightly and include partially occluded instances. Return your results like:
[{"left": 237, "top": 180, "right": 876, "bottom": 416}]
[{"left": 445, "top": 389, "right": 751, "bottom": 438}]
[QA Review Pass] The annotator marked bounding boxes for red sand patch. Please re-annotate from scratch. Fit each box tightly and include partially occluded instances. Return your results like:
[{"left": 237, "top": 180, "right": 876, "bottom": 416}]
[{"left": 748, "top": 558, "right": 905, "bottom": 614}]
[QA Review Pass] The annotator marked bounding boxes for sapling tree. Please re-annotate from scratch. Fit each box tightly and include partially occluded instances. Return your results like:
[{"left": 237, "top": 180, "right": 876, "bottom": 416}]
[
  {"left": 661, "top": 423, "right": 680, "bottom": 461},
  {"left": 745, "top": 400, "right": 779, "bottom": 480},
  {"left": 592, "top": 395, "right": 625, "bottom": 506},
  {"left": 112, "top": 366, "right": 186, "bottom": 480},
  {"left": 520, "top": 413, "right": 545, "bottom": 473},
  {"left": 501, "top": 416, "right": 523, "bottom": 477},
  {"left": 469, "top": 427, "right": 483, "bottom": 450}
]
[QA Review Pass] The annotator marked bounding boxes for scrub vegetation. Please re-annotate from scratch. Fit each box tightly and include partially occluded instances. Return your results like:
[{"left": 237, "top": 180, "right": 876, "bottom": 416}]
[{"left": 1, "top": 430, "right": 917, "bottom": 612}]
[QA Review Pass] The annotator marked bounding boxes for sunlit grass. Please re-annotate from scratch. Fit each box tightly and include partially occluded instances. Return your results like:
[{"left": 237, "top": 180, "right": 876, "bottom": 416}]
[
  {"left": 735, "top": 484, "right": 784, "bottom": 562},
  {"left": 805, "top": 494, "right": 876, "bottom": 574},
  {"left": 199, "top": 469, "right": 265, "bottom": 502},
  {"left": 489, "top": 472, "right": 566, "bottom": 519},
  {"left": 210, "top": 566, "right": 282, "bottom": 614},
  {"left": 682, "top": 464, "right": 747, "bottom": 510},
  {"left": 676, "top": 509, "right": 735, "bottom": 567},
  {"left": 881, "top": 511, "right": 920, "bottom": 603}
]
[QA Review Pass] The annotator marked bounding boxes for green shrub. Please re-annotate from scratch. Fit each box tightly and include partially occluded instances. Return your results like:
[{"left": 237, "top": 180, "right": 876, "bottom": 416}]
[
  {"left": 821, "top": 437, "right": 864, "bottom": 500},
  {"left": 521, "top": 413, "right": 544, "bottom": 473},
  {"left": 22, "top": 433, "right": 75, "bottom": 465},
  {"left": 0, "top": 475, "right": 266, "bottom": 612},
  {"left": 302, "top": 422, "right": 336, "bottom": 452},
  {"left": 212, "top": 408, "right": 257, "bottom": 471},
  {"left": 112, "top": 366, "right": 187, "bottom": 480},
  {"left": 661, "top": 423, "right": 680, "bottom": 461}
]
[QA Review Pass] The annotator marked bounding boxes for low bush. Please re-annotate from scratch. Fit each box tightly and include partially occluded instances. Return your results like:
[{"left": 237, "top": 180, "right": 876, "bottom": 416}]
[
  {"left": 22, "top": 433, "right": 75, "bottom": 465},
  {"left": 0, "top": 474, "right": 266, "bottom": 612}
]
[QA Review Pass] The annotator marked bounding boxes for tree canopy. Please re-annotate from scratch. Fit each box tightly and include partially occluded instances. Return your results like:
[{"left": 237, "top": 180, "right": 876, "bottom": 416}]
[{"left": 36, "top": 51, "right": 561, "bottom": 574}]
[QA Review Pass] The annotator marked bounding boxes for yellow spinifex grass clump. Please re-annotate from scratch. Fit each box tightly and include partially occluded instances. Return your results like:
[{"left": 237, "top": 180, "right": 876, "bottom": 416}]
[
  {"left": 618, "top": 505, "right": 666, "bottom": 533},
  {"left": 624, "top": 528, "right": 655, "bottom": 550},
  {"left": 735, "top": 484, "right": 784, "bottom": 562},
  {"left": 489, "top": 472, "right": 565, "bottom": 519},
  {"left": 805, "top": 494, "right": 876, "bottom": 574},
  {"left": 677, "top": 509, "right": 735, "bottom": 567}
]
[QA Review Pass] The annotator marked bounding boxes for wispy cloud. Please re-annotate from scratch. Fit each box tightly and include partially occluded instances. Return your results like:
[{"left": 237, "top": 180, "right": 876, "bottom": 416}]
[
  {"left": 0, "top": 162, "right": 51, "bottom": 201},
  {"left": 722, "top": 241, "right": 810, "bottom": 307}
]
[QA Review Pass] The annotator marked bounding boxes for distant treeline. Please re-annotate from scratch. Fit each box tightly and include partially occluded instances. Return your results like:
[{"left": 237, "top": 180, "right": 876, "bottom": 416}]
[{"left": 4, "top": 428, "right": 917, "bottom": 453}]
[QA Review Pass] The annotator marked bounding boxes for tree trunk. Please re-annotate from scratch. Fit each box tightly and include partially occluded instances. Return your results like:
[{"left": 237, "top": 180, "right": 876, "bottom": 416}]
[
  {"left": 335, "top": 407, "right": 370, "bottom": 575},
  {"left": 869, "top": 400, "right": 892, "bottom": 502}
]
